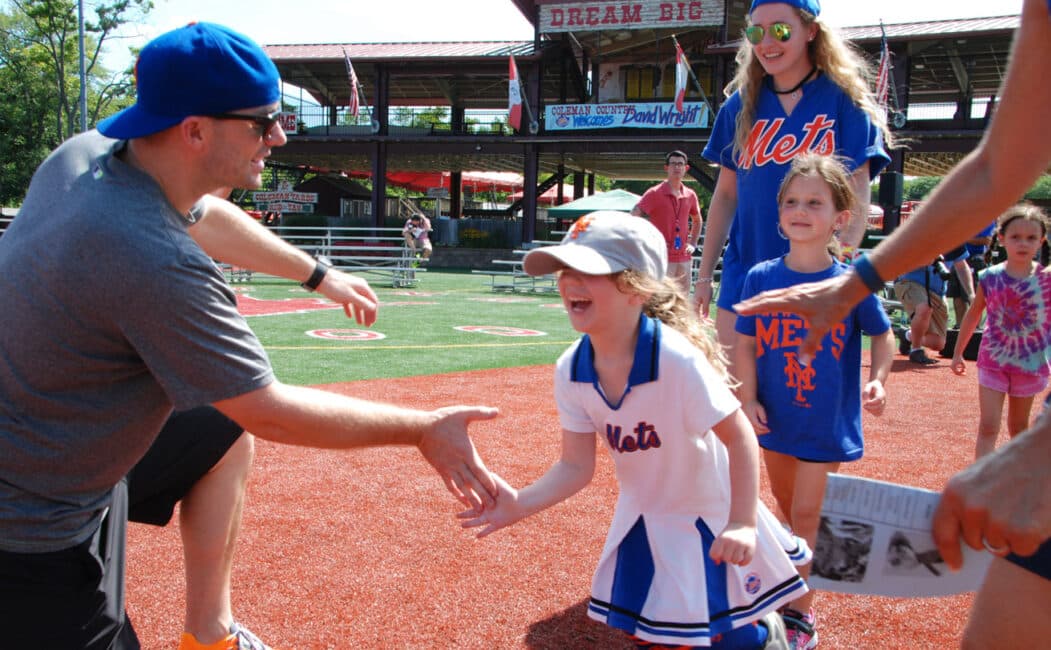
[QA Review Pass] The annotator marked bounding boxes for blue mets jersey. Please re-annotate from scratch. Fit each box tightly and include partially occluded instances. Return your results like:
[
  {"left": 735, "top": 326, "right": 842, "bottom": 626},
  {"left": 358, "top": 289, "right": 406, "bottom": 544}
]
[
  {"left": 703, "top": 73, "right": 890, "bottom": 311},
  {"left": 736, "top": 258, "right": 891, "bottom": 462},
  {"left": 555, "top": 314, "right": 809, "bottom": 646}
]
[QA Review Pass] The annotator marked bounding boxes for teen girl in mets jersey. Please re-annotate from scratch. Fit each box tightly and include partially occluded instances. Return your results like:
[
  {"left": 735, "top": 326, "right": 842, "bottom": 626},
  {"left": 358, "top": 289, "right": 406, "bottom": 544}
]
[
  {"left": 461, "top": 212, "right": 809, "bottom": 649},
  {"left": 694, "top": 0, "right": 892, "bottom": 379},
  {"left": 735, "top": 155, "right": 895, "bottom": 648}
]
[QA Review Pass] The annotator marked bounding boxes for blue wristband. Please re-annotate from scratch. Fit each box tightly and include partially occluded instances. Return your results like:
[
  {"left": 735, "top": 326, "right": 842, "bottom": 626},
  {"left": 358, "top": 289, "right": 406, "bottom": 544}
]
[{"left": 852, "top": 253, "right": 885, "bottom": 293}]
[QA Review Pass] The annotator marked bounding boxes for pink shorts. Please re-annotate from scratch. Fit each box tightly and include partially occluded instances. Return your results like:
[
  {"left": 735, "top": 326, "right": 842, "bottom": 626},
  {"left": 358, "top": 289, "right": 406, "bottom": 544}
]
[{"left": 978, "top": 366, "right": 1050, "bottom": 398}]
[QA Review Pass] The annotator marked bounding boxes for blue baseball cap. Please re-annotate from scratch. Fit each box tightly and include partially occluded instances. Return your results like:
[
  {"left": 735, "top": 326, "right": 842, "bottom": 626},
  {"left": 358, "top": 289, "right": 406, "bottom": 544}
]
[
  {"left": 98, "top": 22, "right": 281, "bottom": 139},
  {"left": 749, "top": 0, "right": 821, "bottom": 17}
]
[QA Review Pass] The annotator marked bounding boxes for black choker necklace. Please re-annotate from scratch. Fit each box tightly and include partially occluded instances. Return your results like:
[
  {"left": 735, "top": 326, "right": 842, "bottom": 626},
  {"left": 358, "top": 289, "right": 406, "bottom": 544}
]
[{"left": 771, "top": 66, "right": 817, "bottom": 96}]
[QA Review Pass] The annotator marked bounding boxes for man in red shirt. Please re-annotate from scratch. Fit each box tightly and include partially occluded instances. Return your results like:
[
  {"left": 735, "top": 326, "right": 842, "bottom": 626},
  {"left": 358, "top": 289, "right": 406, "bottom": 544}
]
[{"left": 631, "top": 150, "right": 703, "bottom": 295}]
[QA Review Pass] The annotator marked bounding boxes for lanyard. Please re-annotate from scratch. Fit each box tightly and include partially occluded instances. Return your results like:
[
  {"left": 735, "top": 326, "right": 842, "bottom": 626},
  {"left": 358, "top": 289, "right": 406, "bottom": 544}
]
[{"left": 668, "top": 190, "right": 687, "bottom": 250}]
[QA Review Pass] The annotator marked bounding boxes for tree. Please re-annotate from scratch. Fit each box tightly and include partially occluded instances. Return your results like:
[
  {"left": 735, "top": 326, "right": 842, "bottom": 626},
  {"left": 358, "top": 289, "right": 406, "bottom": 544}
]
[
  {"left": 8, "top": 0, "right": 150, "bottom": 140},
  {"left": 0, "top": 0, "right": 149, "bottom": 204},
  {"left": 0, "top": 10, "right": 55, "bottom": 204},
  {"left": 1023, "top": 175, "right": 1051, "bottom": 201},
  {"left": 904, "top": 175, "right": 942, "bottom": 201}
]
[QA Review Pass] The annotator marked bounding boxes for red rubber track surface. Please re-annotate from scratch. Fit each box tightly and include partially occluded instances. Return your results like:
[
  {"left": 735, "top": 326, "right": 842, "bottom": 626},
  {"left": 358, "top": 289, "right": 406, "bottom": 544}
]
[{"left": 127, "top": 355, "right": 982, "bottom": 648}]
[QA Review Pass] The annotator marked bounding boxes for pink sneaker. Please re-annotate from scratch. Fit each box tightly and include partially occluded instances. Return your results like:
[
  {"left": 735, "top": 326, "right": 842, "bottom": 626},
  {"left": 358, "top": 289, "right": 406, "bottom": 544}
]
[{"left": 781, "top": 607, "right": 818, "bottom": 649}]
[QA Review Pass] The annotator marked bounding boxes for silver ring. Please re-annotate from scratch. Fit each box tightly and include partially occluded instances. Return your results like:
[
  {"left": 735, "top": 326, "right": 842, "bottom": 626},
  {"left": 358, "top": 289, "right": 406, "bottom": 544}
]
[{"left": 983, "top": 539, "right": 1009, "bottom": 554}]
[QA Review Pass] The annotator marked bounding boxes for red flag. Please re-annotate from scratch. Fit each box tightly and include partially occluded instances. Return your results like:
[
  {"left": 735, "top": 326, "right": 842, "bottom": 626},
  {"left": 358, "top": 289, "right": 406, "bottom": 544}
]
[
  {"left": 674, "top": 40, "right": 689, "bottom": 112},
  {"left": 508, "top": 55, "right": 522, "bottom": 131},
  {"left": 344, "top": 49, "right": 360, "bottom": 117},
  {"left": 875, "top": 29, "right": 890, "bottom": 109}
]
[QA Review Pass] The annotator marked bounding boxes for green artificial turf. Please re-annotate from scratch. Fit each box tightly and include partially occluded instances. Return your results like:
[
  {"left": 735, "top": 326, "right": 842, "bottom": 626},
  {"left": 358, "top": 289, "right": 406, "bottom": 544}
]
[{"left": 240, "top": 270, "right": 579, "bottom": 385}]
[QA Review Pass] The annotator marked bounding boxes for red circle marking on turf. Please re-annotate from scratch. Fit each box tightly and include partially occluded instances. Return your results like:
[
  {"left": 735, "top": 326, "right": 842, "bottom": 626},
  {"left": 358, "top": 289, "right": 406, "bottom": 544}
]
[
  {"left": 305, "top": 328, "right": 386, "bottom": 341},
  {"left": 454, "top": 325, "right": 547, "bottom": 337}
]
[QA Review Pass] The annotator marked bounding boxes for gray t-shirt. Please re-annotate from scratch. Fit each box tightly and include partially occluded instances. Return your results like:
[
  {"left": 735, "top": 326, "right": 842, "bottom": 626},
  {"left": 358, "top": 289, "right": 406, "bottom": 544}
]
[{"left": 0, "top": 131, "right": 274, "bottom": 552}]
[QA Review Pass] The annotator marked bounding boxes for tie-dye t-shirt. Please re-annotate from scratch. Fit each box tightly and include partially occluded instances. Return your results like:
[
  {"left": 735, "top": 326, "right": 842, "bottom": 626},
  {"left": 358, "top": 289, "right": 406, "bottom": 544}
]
[{"left": 975, "top": 263, "right": 1051, "bottom": 377}]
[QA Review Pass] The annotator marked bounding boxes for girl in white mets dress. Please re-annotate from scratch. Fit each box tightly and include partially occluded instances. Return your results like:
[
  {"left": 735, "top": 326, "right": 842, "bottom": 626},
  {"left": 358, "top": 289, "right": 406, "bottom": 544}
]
[{"left": 460, "top": 211, "right": 809, "bottom": 649}]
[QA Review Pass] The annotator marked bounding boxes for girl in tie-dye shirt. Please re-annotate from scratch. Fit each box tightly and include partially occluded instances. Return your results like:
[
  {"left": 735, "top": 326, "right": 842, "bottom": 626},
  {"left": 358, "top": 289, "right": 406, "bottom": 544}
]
[{"left": 951, "top": 203, "right": 1051, "bottom": 458}]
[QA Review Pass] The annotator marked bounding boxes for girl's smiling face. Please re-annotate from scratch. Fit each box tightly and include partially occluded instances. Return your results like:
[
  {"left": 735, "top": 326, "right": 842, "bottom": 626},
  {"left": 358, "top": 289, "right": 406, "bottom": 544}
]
[
  {"left": 557, "top": 269, "right": 641, "bottom": 337},
  {"left": 748, "top": 3, "right": 816, "bottom": 80},
  {"left": 778, "top": 173, "right": 848, "bottom": 247}
]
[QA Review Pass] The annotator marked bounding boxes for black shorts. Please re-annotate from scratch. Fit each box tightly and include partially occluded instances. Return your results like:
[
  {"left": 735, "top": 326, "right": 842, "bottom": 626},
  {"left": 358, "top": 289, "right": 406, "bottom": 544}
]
[
  {"left": 0, "top": 407, "right": 243, "bottom": 647},
  {"left": 0, "top": 481, "right": 139, "bottom": 648},
  {"left": 128, "top": 406, "right": 245, "bottom": 526}
]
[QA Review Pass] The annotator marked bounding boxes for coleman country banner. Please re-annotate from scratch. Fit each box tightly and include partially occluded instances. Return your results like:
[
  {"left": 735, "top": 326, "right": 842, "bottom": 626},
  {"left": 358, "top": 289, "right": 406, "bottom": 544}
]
[{"left": 545, "top": 101, "right": 710, "bottom": 130}]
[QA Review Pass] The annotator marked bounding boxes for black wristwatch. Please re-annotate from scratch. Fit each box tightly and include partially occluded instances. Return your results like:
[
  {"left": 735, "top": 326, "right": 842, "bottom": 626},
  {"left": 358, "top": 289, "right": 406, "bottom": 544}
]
[{"left": 301, "top": 255, "right": 332, "bottom": 292}]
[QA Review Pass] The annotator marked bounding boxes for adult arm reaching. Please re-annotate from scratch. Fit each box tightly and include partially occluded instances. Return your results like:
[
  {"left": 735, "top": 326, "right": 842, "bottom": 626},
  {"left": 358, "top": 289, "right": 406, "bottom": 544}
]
[
  {"left": 215, "top": 381, "right": 499, "bottom": 509},
  {"left": 693, "top": 168, "right": 737, "bottom": 318}
]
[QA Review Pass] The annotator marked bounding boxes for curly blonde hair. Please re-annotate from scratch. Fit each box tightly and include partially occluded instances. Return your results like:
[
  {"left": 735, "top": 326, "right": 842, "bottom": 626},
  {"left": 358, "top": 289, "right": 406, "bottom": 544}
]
[
  {"left": 728, "top": 8, "right": 896, "bottom": 163},
  {"left": 614, "top": 270, "right": 737, "bottom": 387}
]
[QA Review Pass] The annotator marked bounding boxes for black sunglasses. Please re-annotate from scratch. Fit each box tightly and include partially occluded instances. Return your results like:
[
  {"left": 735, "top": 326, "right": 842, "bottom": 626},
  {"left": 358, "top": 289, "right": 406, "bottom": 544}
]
[
  {"left": 209, "top": 110, "right": 282, "bottom": 141},
  {"left": 745, "top": 22, "right": 793, "bottom": 45}
]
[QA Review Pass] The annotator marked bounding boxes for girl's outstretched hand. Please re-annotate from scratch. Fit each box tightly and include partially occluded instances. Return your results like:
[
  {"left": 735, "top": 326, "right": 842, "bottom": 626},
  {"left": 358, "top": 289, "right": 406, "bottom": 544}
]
[
  {"left": 709, "top": 523, "right": 757, "bottom": 566},
  {"left": 457, "top": 472, "right": 522, "bottom": 539}
]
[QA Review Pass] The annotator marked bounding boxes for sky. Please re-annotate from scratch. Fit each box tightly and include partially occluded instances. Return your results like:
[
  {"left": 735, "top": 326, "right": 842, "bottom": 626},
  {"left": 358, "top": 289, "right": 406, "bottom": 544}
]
[{"left": 105, "top": 0, "right": 1022, "bottom": 72}]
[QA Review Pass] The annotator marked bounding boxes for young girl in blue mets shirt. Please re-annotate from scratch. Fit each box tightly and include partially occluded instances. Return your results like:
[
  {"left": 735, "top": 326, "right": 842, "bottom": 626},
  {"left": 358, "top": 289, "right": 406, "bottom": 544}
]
[
  {"left": 461, "top": 211, "right": 809, "bottom": 649},
  {"left": 735, "top": 154, "right": 895, "bottom": 648}
]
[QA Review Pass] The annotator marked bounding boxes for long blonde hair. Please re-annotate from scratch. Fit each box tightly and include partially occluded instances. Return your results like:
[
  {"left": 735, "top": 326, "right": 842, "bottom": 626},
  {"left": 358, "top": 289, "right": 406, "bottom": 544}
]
[
  {"left": 614, "top": 270, "right": 736, "bottom": 387},
  {"left": 728, "top": 8, "right": 895, "bottom": 162}
]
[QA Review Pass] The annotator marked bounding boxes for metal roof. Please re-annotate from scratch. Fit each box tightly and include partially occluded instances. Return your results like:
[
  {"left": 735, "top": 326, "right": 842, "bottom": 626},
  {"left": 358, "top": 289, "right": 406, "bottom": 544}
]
[
  {"left": 266, "top": 40, "right": 542, "bottom": 109},
  {"left": 841, "top": 15, "right": 1020, "bottom": 40},
  {"left": 264, "top": 41, "right": 535, "bottom": 61}
]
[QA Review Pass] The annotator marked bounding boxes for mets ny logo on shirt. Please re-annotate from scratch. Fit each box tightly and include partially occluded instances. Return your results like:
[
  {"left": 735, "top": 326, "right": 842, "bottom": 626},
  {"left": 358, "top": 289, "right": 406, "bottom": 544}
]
[
  {"left": 756, "top": 313, "right": 847, "bottom": 407},
  {"left": 606, "top": 421, "right": 661, "bottom": 453}
]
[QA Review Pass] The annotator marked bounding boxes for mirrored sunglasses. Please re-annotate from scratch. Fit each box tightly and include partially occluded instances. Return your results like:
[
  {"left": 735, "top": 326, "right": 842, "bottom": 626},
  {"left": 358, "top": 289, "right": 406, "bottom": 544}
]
[{"left": 745, "top": 22, "right": 793, "bottom": 45}]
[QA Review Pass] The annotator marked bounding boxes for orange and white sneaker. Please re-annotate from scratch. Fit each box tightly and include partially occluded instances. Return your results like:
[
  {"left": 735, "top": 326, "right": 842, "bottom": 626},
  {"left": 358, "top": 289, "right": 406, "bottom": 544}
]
[{"left": 178, "top": 622, "right": 272, "bottom": 650}]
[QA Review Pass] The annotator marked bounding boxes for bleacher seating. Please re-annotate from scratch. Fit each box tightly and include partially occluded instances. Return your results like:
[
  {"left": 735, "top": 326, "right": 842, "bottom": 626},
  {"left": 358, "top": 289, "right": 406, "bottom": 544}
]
[{"left": 275, "top": 226, "right": 425, "bottom": 288}]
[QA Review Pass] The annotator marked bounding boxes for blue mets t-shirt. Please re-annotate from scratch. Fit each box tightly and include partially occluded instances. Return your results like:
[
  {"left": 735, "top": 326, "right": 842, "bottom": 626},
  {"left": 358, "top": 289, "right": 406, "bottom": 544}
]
[
  {"left": 703, "top": 73, "right": 890, "bottom": 312},
  {"left": 735, "top": 257, "right": 891, "bottom": 462}
]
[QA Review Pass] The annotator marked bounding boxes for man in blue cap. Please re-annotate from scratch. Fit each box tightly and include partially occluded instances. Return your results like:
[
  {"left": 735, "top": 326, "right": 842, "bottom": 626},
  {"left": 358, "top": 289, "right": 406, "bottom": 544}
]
[{"left": 0, "top": 22, "right": 499, "bottom": 649}]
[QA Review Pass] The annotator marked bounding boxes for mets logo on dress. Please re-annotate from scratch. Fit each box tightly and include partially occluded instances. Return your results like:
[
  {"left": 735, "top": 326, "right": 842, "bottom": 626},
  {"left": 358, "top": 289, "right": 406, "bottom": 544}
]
[{"left": 605, "top": 421, "right": 661, "bottom": 453}]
